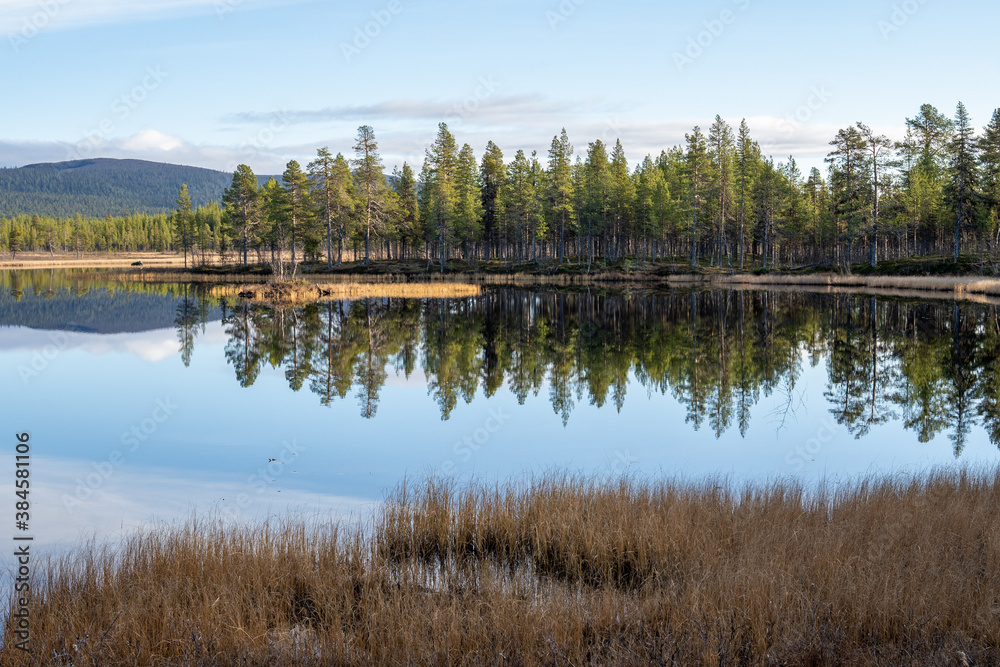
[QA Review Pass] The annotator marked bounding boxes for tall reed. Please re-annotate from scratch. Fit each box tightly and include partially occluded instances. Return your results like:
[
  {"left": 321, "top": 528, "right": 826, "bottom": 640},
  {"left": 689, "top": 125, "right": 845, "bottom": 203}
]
[{"left": 3, "top": 470, "right": 998, "bottom": 665}]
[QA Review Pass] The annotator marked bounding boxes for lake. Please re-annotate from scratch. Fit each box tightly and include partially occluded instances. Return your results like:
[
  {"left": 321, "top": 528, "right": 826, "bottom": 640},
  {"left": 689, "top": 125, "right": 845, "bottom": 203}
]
[{"left": 2, "top": 269, "right": 1000, "bottom": 554}]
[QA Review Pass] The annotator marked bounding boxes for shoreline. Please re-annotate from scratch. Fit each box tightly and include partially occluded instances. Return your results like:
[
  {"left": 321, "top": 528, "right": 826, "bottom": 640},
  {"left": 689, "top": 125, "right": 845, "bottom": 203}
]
[{"left": 9, "top": 253, "right": 1000, "bottom": 303}]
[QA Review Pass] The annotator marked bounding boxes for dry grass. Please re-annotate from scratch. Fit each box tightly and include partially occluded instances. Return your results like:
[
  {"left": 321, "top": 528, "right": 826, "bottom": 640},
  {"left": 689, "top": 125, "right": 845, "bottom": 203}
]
[
  {"left": 4, "top": 470, "right": 1000, "bottom": 665},
  {"left": 0, "top": 252, "right": 188, "bottom": 270},
  {"left": 687, "top": 273, "right": 1000, "bottom": 299},
  {"left": 209, "top": 281, "right": 483, "bottom": 302},
  {"left": 82, "top": 264, "right": 1000, "bottom": 303}
]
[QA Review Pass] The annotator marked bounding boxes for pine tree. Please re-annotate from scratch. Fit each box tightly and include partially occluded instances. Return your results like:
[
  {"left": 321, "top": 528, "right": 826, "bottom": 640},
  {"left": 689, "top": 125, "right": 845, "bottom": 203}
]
[
  {"left": 856, "top": 123, "right": 894, "bottom": 267},
  {"left": 709, "top": 116, "right": 735, "bottom": 267},
  {"left": 979, "top": 109, "right": 1000, "bottom": 249},
  {"left": 826, "top": 126, "right": 869, "bottom": 267},
  {"left": 423, "top": 123, "right": 458, "bottom": 272},
  {"left": 308, "top": 149, "right": 355, "bottom": 267},
  {"left": 684, "top": 126, "right": 711, "bottom": 268},
  {"left": 454, "top": 144, "right": 484, "bottom": 263},
  {"left": 547, "top": 129, "right": 575, "bottom": 262},
  {"left": 7, "top": 224, "right": 21, "bottom": 259},
  {"left": 393, "top": 162, "right": 420, "bottom": 259},
  {"left": 736, "top": 120, "right": 759, "bottom": 269},
  {"left": 480, "top": 141, "right": 506, "bottom": 261},
  {"left": 581, "top": 140, "right": 610, "bottom": 267},
  {"left": 282, "top": 159, "right": 311, "bottom": 269},
  {"left": 609, "top": 139, "right": 635, "bottom": 261},
  {"left": 508, "top": 150, "right": 535, "bottom": 265},
  {"left": 261, "top": 177, "right": 290, "bottom": 277},
  {"left": 173, "top": 184, "right": 194, "bottom": 269},
  {"left": 222, "top": 164, "right": 261, "bottom": 267},
  {"left": 352, "top": 125, "right": 387, "bottom": 265}
]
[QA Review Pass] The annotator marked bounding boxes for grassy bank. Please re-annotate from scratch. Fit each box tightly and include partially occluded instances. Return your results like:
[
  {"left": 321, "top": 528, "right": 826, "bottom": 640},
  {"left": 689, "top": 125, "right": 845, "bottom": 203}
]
[
  {"left": 4, "top": 470, "right": 999, "bottom": 665},
  {"left": 0, "top": 251, "right": 187, "bottom": 269},
  {"left": 207, "top": 281, "right": 483, "bottom": 302}
]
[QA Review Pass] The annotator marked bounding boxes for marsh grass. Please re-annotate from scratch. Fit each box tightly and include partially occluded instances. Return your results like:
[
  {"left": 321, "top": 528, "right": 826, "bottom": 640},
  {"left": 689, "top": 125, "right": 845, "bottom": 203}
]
[
  {"left": 4, "top": 471, "right": 999, "bottom": 665},
  {"left": 207, "top": 281, "right": 483, "bottom": 302}
]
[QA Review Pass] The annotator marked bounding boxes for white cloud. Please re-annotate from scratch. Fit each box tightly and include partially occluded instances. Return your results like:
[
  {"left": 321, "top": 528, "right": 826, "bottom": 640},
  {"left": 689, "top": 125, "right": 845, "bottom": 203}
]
[
  {"left": 0, "top": 0, "right": 220, "bottom": 35},
  {"left": 0, "top": 327, "right": 189, "bottom": 362},
  {"left": 5, "top": 456, "right": 378, "bottom": 555},
  {"left": 0, "top": 0, "right": 310, "bottom": 36},
  {"left": 121, "top": 128, "right": 186, "bottom": 152},
  {"left": 0, "top": 105, "right": 910, "bottom": 179}
]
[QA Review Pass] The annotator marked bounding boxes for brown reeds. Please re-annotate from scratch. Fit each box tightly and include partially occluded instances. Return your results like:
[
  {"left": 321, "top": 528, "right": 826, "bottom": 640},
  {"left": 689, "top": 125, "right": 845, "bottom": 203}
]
[
  {"left": 0, "top": 252, "right": 188, "bottom": 270},
  {"left": 4, "top": 470, "right": 999, "bottom": 665},
  {"left": 208, "top": 281, "right": 483, "bottom": 302}
]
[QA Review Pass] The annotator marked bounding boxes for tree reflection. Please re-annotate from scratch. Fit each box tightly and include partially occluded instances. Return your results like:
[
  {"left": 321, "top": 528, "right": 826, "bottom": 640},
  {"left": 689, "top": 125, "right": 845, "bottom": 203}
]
[{"left": 201, "top": 289, "right": 1000, "bottom": 454}]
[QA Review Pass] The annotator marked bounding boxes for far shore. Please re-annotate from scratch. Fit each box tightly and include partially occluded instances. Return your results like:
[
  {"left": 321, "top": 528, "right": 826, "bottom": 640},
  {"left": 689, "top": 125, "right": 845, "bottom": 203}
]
[{"left": 10, "top": 251, "right": 1000, "bottom": 303}]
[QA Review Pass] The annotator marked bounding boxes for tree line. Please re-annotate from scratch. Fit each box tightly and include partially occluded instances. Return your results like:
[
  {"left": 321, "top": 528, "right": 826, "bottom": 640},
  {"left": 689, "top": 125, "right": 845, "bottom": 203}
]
[
  {"left": 0, "top": 203, "right": 223, "bottom": 260},
  {"left": 5, "top": 101, "right": 1000, "bottom": 271},
  {"left": 212, "top": 102, "right": 1000, "bottom": 271}
]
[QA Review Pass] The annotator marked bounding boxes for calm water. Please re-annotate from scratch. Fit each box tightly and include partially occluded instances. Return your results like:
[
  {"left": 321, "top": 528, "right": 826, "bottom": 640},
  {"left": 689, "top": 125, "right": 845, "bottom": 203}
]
[{"left": 2, "top": 269, "right": 1000, "bottom": 554}]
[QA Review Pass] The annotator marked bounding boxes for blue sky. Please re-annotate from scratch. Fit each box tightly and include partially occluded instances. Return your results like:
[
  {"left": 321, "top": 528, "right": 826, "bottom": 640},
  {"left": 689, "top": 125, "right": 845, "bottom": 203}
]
[{"left": 2, "top": 0, "right": 997, "bottom": 175}]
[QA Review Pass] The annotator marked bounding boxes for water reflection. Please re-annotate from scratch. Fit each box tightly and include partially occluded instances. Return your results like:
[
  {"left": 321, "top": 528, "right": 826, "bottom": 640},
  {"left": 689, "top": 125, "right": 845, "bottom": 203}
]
[
  {"left": 197, "top": 290, "right": 1000, "bottom": 454},
  {"left": 2, "top": 269, "right": 999, "bottom": 455}
]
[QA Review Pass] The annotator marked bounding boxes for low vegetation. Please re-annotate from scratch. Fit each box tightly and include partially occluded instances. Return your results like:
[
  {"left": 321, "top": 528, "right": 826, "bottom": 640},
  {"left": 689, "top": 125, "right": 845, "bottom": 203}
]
[
  {"left": 4, "top": 470, "right": 999, "bottom": 665},
  {"left": 209, "top": 281, "right": 482, "bottom": 303}
]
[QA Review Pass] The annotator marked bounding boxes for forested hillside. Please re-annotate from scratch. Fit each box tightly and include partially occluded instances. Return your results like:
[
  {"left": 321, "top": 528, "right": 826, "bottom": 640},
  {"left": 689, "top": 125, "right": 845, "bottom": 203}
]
[
  {"left": 0, "top": 277, "right": 222, "bottom": 335},
  {"left": 0, "top": 159, "right": 265, "bottom": 218}
]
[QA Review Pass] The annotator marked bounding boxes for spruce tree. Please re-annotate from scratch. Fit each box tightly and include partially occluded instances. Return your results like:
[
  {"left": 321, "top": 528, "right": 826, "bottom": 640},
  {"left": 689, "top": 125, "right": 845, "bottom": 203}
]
[
  {"left": 480, "top": 141, "right": 506, "bottom": 261},
  {"left": 948, "top": 102, "right": 981, "bottom": 261},
  {"left": 547, "top": 129, "right": 575, "bottom": 262}
]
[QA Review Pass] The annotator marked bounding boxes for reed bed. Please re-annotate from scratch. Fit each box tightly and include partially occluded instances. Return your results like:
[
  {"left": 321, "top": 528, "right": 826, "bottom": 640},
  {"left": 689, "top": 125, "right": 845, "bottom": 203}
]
[
  {"left": 208, "top": 281, "right": 483, "bottom": 302},
  {"left": 83, "top": 265, "right": 1000, "bottom": 302},
  {"left": 4, "top": 470, "right": 999, "bottom": 665},
  {"left": 0, "top": 252, "right": 187, "bottom": 270},
  {"left": 691, "top": 272, "right": 1000, "bottom": 298}
]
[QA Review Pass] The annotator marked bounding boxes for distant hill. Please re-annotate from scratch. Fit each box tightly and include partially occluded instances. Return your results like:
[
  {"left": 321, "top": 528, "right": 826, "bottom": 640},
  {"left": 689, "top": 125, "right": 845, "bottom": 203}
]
[
  {"left": 0, "top": 285, "right": 223, "bottom": 335},
  {"left": 0, "top": 159, "right": 272, "bottom": 218}
]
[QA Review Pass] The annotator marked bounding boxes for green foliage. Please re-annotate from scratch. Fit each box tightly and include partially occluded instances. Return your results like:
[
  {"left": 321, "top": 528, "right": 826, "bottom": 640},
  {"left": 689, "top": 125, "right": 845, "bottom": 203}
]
[
  {"left": 7, "top": 104, "right": 1000, "bottom": 270},
  {"left": 0, "top": 159, "right": 268, "bottom": 218}
]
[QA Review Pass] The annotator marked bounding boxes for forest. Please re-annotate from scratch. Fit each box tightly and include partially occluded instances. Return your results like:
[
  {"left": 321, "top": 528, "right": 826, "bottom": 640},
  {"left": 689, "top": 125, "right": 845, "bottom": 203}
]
[
  {"left": 3, "top": 102, "right": 999, "bottom": 272},
  {"left": 0, "top": 158, "right": 248, "bottom": 218}
]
